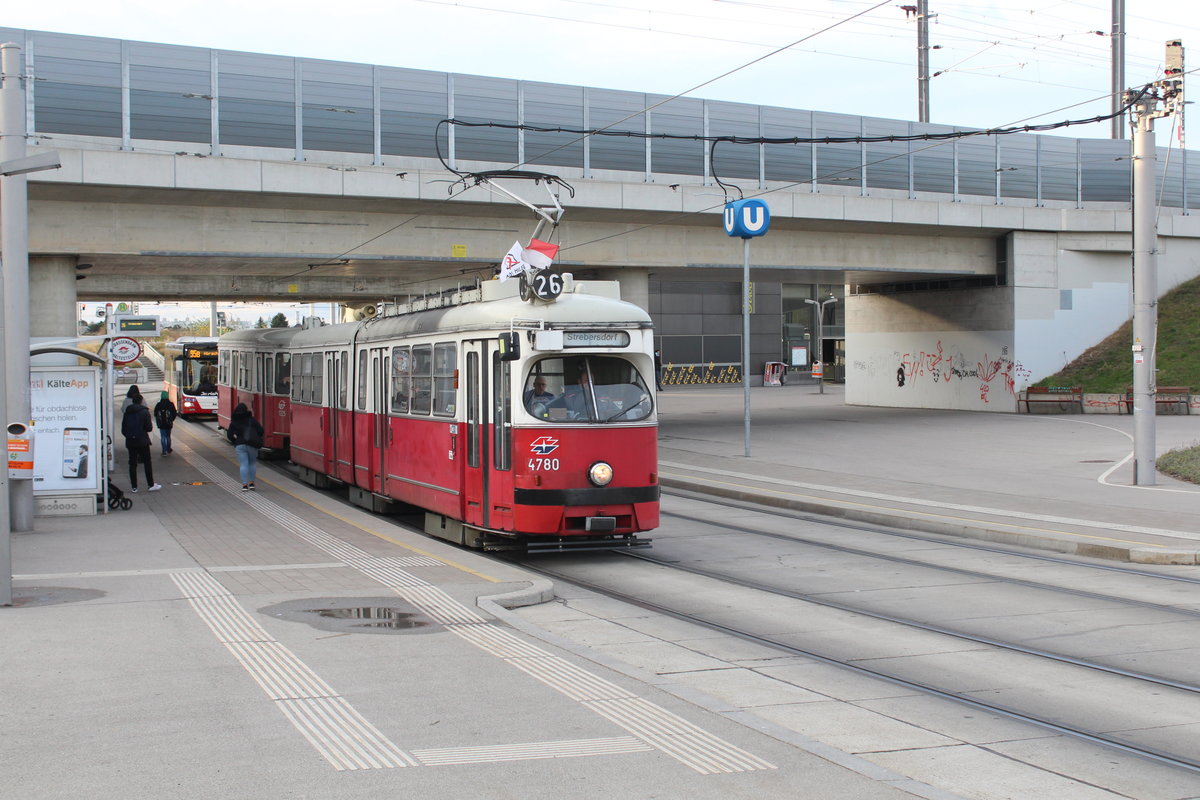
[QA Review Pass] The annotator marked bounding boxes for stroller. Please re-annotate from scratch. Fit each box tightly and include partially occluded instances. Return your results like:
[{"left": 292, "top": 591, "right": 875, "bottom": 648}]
[{"left": 107, "top": 480, "right": 133, "bottom": 510}]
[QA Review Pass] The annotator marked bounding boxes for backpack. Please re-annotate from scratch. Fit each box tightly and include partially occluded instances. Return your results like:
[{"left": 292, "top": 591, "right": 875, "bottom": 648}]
[
  {"left": 244, "top": 419, "right": 264, "bottom": 449},
  {"left": 121, "top": 406, "right": 151, "bottom": 445},
  {"left": 154, "top": 403, "right": 176, "bottom": 429}
]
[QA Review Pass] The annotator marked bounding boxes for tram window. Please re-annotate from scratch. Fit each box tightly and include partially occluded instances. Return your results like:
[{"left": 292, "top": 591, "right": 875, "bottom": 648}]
[
  {"left": 357, "top": 350, "right": 368, "bottom": 410},
  {"left": 411, "top": 344, "right": 432, "bottom": 415},
  {"left": 231, "top": 352, "right": 240, "bottom": 389},
  {"left": 264, "top": 357, "right": 274, "bottom": 396},
  {"left": 466, "top": 352, "right": 479, "bottom": 468},
  {"left": 219, "top": 351, "right": 229, "bottom": 385},
  {"left": 338, "top": 353, "right": 348, "bottom": 409},
  {"left": 312, "top": 354, "right": 324, "bottom": 405},
  {"left": 276, "top": 353, "right": 291, "bottom": 396},
  {"left": 433, "top": 343, "right": 456, "bottom": 417},
  {"left": 390, "top": 346, "right": 410, "bottom": 414},
  {"left": 292, "top": 354, "right": 302, "bottom": 402},
  {"left": 492, "top": 353, "right": 511, "bottom": 471},
  {"left": 531, "top": 355, "right": 652, "bottom": 423}
]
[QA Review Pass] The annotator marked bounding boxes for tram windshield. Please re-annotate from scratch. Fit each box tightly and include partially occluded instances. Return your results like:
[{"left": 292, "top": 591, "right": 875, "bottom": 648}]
[{"left": 524, "top": 356, "right": 652, "bottom": 423}]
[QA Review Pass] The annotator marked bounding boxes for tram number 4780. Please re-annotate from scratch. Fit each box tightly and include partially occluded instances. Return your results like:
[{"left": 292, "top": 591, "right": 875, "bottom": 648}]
[{"left": 529, "top": 458, "right": 561, "bottom": 471}]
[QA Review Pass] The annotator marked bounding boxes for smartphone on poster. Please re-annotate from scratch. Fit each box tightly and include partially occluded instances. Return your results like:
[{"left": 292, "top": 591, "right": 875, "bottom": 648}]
[{"left": 62, "top": 427, "right": 90, "bottom": 478}]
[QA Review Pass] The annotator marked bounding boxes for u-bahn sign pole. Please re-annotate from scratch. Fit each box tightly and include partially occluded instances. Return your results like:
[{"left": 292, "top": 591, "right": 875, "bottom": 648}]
[{"left": 723, "top": 199, "right": 770, "bottom": 458}]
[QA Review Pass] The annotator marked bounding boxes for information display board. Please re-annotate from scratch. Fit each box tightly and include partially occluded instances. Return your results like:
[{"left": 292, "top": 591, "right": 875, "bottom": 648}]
[{"left": 30, "top": 365, "right": 102, "bottom": 496}]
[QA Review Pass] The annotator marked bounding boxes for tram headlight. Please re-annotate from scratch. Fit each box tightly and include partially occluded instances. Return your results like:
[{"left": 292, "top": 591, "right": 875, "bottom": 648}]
[{"left": 588, "top": 461, "right": 614, "bottom": 487}]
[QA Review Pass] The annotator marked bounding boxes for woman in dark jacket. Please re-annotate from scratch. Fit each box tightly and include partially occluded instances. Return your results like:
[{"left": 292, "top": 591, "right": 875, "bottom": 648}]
[
  {"left": 121, "top": 393, "right": 160, "bottom": 492},
  {"left": 226, "top": 403, "right": 264, "bottom": 491}
]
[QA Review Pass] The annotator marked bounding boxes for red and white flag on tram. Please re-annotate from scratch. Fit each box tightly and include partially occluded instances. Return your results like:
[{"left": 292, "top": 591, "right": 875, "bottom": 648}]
[
  {"left": 522, "top": 238, "right": 560, "bottom": 269},
  {"left": 498, "top": 240, "right": 527, "bottom": 281}
]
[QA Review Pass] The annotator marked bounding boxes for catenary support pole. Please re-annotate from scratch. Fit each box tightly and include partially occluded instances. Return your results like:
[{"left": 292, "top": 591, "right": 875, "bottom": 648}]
[
  {"left": 917, "top": 0, "right": 930, "bottom": 123},
  {"left": 742, "top": 237, "right": 751, "bottom": 458},
  {"left": 0, "top": 43, "right": 19, "bottom": 602},
  {"left": 1131, "top": 98, "right": 1157, "bottom": 486},
  {"left": 1, "top": 42, "right": 32, "bottom": 532},
  {"left": 1110, "top": 0, "right": 1125, "bottom": 139}
]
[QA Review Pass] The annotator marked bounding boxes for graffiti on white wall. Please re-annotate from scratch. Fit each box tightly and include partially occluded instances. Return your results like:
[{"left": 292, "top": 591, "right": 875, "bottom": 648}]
[
  {"left": 894, "top": 340, "right": 1030, "bottom": 403},
  {"left": 852, "top": 336, "right": 1030, "bottom": 410}
]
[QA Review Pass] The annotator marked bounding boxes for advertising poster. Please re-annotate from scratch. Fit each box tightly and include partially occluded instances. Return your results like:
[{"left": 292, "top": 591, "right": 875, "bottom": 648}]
[{"left": 30, "top": 366, "right": 102, "bottom": 495}]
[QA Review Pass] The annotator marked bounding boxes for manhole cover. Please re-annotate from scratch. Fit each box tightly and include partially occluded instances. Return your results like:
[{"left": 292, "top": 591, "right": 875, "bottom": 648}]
[
  {"left": 10, "top": 586, "right": 105, "bottom": 608},
  {"left": 260, "top": 597, "right": 440, "bottom": 635}
]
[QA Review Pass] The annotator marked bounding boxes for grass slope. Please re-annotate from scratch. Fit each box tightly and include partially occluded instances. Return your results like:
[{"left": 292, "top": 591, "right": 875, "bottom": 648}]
[
  {"left": 1036, "top": 275, "right": 1200, "bottom": 483},
  {"left": 1035, "top": 275, "right": 1200, "bottom": 393}
]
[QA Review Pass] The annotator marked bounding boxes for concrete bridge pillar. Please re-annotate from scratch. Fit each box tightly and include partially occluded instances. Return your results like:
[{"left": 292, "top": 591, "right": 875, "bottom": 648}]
[
  {"left": 30, "top": 256, "right": 80, "bottom": 339},
  {"left": 580, "top": 267, "right": 650, "bottom": 312}
]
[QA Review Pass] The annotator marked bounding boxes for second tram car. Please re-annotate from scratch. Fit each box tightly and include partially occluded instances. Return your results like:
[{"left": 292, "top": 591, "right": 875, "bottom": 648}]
[
  {"left": 218, "top": 276, "right": 658, "bottom": 550},
  {"left": 216, "top": 327, "right": 296, "bottom": 451},
  {"left": 164, "top": 337, "right": 220, "bottom": 418}
]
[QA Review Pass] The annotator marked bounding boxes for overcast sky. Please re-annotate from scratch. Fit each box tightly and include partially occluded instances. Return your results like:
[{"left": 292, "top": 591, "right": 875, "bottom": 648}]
[{"left": 5, "top": 0, "right": 1197, "bottom": 140}]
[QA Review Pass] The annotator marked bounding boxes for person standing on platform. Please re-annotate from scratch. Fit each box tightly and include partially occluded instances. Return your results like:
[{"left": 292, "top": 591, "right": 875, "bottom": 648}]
[
  {"left": 654, "top": 350, "right": 664, "bottom": 391},
  {"left": 120, "top": 384, "right": 141, "bottom": 415},
  {"left": 154, "top": 391, "right": 178, "bottom": 455},
  {"left": 227, "top": 402, "right": 265, "bottom": 491},
  {"left": 121, "top": 393, "right": 160, "bottom": 493}
]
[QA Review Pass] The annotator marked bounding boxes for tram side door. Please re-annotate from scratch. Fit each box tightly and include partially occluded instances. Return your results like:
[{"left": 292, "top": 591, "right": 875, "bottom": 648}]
[
  {"left": 370, "top": 347, "right": 389, "bottom": 493},
  {"left": 462, "top": 342, "right": 488, "bottom": 528},
  {"left": 461, "top": 341, "right": 514, "bottom": 531},
  {"left": 254, "top": 353, "right": 267, "bottom": 422},
  {"left": 326, "top": 350, "right": 352, "bottom": 483},
  {"left": 323, "top": 351, "right": 336, "bottom": 476}
]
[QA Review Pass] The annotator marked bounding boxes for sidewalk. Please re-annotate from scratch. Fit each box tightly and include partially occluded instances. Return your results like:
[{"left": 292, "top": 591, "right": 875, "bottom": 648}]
[
  {"left": 4, "top": 386, "right": 1199, "bottom": 799},
  {"left": 3, "top": 417, "right": 922, "bottom": 800},
  {"left": 656, "top": 384, "right": 1200, "bottom": 563}
]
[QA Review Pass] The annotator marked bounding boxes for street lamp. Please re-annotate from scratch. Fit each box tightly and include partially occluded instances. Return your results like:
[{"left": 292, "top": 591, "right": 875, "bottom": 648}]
[{"left": 804, "top": 294, "right": 838, "bottom": 394}]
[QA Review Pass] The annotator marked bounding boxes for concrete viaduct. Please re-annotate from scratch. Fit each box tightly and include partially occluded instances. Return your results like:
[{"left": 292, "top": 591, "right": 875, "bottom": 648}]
[{"left": 6, "top": 27, "right": 1200, "bottom": 411}]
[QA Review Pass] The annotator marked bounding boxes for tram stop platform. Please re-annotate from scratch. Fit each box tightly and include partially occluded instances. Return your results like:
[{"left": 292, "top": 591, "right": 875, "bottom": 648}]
[{"left": 4, "top": 386, "right": 1200, "bottom": 799}]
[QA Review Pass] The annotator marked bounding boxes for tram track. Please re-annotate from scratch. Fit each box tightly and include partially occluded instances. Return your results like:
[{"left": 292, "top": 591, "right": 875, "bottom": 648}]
[
  {"left": 511, "top": 494, "right": 1200, "bottom": 778},
  {"left": 517, "top": 552, "right": 1200, "bottom": 776},
  {"left": 662, "top": 487, "right": 1200, "bottom": 586},
  {"left": 192, "top": 427, "right": 1200, "bottom": 777}
]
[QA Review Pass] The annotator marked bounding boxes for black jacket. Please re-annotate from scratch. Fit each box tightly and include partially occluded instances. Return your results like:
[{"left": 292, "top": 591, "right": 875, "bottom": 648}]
[
  {"left": 122, "top": 402, "right": 152, "bottom": 447},
  {"left": 227, "top": 407, "right": 264, "bottom": 448}
]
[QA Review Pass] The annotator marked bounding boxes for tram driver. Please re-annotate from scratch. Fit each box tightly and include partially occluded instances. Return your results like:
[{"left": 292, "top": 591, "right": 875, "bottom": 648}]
[{"left": 524, "top": 376, "right": 555, "bottom": 418}]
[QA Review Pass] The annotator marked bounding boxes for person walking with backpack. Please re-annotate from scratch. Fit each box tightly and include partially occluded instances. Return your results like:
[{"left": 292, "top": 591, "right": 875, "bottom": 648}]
[
  {"left": 226, "top": 402, "right": 265, "bottom": 491},
  {"left": 154, "top": 391, "right": 178, "bottom": 455},
  {"left": 121, "top": 392, "right": 161, "bottom": 493}
]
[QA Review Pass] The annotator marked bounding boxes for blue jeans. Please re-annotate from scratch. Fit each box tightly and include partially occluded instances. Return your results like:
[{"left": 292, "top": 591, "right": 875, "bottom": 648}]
[
  {"left": 235, "top": 444, "right": 259, "bottom": 485},
  {"left": 159, "top": 427, "right": 172, "bottom": 454}
]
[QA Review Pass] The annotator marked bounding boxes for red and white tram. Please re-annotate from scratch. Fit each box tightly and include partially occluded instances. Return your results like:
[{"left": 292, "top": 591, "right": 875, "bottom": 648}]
[
  {"left": 216, "top": 327, "right": 297, "bottom": 451},
  {"left": 218, "top": 276, "right": 658, "bottom": 550}
]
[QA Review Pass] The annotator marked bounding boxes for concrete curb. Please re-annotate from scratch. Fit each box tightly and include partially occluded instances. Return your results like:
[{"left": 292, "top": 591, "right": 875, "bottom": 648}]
[{"left": 661, "top": 477, "right": 1199, "bottom": 566}]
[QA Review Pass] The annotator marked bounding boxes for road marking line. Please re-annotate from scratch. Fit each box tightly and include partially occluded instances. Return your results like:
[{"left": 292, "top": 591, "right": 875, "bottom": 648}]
[
  {"left": 169, "top": 570, "right": 414, "bottom": 770},
  {"left": 412, "top": 736, "right": 653, "bottom": 765}
]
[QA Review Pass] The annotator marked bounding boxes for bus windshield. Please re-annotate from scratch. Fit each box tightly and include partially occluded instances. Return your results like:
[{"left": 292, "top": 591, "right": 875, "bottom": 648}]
[
  {"left": 524, "top": 356, "right": 652, "bottom": 423},
  {"left": 185, "top": 361, "right": 218, "bottom": 395}
]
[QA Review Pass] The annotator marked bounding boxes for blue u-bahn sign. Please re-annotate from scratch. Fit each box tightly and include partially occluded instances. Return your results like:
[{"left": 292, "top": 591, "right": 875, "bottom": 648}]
[{"left": 723, "top": 199, "right": 770, "bottom": 238}]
